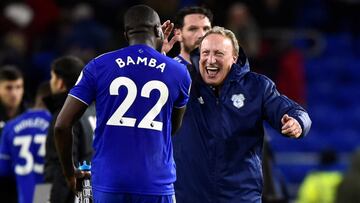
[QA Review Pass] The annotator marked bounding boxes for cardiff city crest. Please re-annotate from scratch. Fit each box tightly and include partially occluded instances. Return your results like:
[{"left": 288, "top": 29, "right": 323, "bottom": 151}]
[{"left": 231, "top": 94, "right": 245, "bottom": 109}]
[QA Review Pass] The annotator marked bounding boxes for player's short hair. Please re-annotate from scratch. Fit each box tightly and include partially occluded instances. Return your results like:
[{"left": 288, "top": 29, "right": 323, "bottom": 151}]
[
  {"left": 174, "top": 6, "right": 213, "bottom": 29},
  {"left": 124, "top": 5, "right": 160, "bottom": 34},
  {"left": 51, "top": 56, "right": 84, "bottom": 90},
  {"left": 200, "top": 26, "right": 239, "bottom": 57},
  {"left": 0, "top": 65, "right": 23, "bottom": 82}
]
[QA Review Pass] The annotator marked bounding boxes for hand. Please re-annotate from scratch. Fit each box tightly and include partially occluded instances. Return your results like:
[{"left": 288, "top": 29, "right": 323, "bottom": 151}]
[
  {"left": 65, "top": 174, "right": 77, "bottom": 194},
  {"left": 161, "top": 20, "right": 180, "bottom": 54},
  {"left": 65, "top": 168, "right": 90, "bottom": 194},
  {"left": 281, "top": 114, "right": 302, "bottom": 138}
]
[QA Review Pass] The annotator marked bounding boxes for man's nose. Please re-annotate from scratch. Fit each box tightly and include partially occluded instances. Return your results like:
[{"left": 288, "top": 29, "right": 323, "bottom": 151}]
[
  {"left": 10, "top": 88, "right": 21, "bottom": 96},
  {"left": 208, "top": 54, "right": 216, "bottom": 64}
]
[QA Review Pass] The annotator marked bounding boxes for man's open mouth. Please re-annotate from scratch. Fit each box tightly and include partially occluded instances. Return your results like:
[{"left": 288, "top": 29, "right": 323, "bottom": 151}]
[{"left": 206, "top": 66, "right": 219, "bottom": 77}]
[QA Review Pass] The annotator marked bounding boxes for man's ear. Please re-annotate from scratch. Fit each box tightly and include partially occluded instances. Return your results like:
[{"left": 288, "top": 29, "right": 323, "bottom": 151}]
[
  {"left": 124, "top": 31, "right": 129, "bottom": 42},
  {"left": 58, "top": 78, "right": 67, "bottom": 92},
  {"left": 233, "top": 55, "right": 238, "bottom": 63},
  {"left": 154, "top": 25, "right": 163, "bottom": 39}
]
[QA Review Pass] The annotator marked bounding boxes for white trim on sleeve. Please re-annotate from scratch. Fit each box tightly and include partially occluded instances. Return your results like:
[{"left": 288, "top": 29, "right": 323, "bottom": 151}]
[{"left": 68, "top": 94, "right": 90, "bottom": 106}]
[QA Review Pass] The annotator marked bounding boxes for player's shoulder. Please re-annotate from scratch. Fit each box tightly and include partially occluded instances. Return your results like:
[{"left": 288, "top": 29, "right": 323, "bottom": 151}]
[
  {"left": 2, "top": 115, "right": 22, "bottom": 134},
  {"left": 32, "top": 109, "right": 52, "bottom": 120},
  {"left": 94, "top": 48, "right": 124, "bottom": 59},
  {"left": 160, "top": 54, "right": 187, "bottom": 69}
]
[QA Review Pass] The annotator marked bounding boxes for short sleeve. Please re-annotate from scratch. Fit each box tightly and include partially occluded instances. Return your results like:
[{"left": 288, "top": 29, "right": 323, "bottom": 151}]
[
  {"left": 0, "top": 124, "right": 14, "bottom": 176},
  {"left": 174, "top": 66, "right": 191, "bottom": 108},
  {"left": 69, "top": 60, "right": 97, "bottom": 105}
]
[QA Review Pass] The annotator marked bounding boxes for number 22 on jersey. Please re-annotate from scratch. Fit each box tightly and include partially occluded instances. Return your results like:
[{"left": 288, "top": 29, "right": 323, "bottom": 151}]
[{"left": 106, "top": 77, "right": 169, "bottom": 131}]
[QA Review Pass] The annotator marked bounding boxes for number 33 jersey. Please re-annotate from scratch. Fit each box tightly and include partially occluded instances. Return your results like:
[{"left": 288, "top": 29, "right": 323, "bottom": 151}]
[
  {"left": 0, "top": 109, "right": 51, "bottom": 203},
  {"left": 69, "top": 44, "right": 191, "bottom": 195}
]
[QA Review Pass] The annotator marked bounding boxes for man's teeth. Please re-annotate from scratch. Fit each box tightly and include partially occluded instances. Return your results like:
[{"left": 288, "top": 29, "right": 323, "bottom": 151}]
[
  {"left": 206, "top": 66, "right": 219, "bottom": 71},
  {"left": 206, "top": 66, "right": 219, "bottom": 75}
]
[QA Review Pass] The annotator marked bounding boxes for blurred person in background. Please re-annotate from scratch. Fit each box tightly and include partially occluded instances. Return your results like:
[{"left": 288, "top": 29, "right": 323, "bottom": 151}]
[
  {"left": 44, "top": 56, "right": 95, "bottom": 203},
  {"left": 172, "top": 26, "right": 311, "bottom": 203},
  {"left": 226, "top": 2, "right": 260, "bottom": 60},
  {"left": 0, "top": 81, "right": 52, "bottom": 203},
  {"left": 335, "top": 149, "right": 360, "bottom": 203},
  {"left": 0, "top": 65, "right": 26, "bottom": 203},
  {"left": 172, "top": 6, "right": 212, "bottom": 66},
  {"left": 297, "top": 149, "right": 342, "bottom": 203},
  {"left": 58, "top": 3, "right": 111, "bottom": 62}
]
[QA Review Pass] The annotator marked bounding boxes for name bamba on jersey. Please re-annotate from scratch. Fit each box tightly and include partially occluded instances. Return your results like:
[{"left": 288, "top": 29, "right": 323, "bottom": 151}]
[{"left": 115, "top": 56, "right": 166, "bottom": 73}]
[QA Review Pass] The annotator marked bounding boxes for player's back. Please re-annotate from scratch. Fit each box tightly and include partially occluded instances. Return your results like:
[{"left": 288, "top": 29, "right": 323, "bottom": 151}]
[
  {"left": 0, "top": 109, "right": 51, "bottom": 203},
  {"left": 70, "top": 44, "right": 191, "bottom": 195}
]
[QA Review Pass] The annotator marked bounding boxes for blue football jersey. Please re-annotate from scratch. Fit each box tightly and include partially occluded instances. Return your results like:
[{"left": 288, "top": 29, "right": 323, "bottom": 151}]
[
  {"left": 0, "top": 110, "right": 51, "bottom": 203},
  {"left": 69, "top": 44, "right": 191, "bottom": 195},
  {"left": 173, "top": 55, "right": 190, "bottom": 66}
]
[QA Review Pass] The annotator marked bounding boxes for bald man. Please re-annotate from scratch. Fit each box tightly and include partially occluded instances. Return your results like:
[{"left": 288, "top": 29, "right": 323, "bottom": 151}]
[{"left": 53, "top": 5, "right": 191, "bottom": 203}]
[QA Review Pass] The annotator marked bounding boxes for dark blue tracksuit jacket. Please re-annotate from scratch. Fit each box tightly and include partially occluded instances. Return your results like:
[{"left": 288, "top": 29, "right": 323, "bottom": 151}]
[{"left": 173, "top": 54, "right": 311, "bottom": 203}]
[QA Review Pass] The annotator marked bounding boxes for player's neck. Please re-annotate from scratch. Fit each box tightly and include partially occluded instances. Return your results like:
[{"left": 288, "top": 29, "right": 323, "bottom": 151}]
[
  {"left": 129, "top": 37, "right": 157, "bottom": 50},
  {"left": 6, "top": 107, "right": 19, "bottom": 119},
  {"left": 179, "top": 50, "right": 191, "bottom": 64}
]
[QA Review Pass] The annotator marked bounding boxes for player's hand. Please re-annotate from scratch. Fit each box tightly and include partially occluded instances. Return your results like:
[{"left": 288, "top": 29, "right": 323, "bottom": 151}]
[
  {"left": 161, "top": 20, "right": 180, "bottom": 54},
  {"left": 65, "top": 168, "right": 89, "bottom": 194},
  {"left": 281, "top": 114, "right": 302, "bottom": 138},
  {"left": 65, "top": 174, "right": 77, "bottom": 194}
]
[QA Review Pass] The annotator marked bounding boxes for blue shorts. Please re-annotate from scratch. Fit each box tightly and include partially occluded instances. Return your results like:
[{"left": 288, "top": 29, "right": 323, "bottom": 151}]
[{"left": 93, "top": 190, "right": 175, "bottom": 203}]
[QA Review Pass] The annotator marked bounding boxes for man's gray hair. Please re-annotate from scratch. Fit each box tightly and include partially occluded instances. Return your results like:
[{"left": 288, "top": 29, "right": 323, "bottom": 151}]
[{"left": 200, "top": 26, "right": 239, "bottom": 57}]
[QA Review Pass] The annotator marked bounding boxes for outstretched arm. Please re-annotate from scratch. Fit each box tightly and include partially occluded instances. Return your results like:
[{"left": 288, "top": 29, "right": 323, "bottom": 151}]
[
  {"left": 261, "top": 75, "right": 311, "bottom": 138},
  {"left": 54, "top": 96, "right": 88, "bottom": 192}
]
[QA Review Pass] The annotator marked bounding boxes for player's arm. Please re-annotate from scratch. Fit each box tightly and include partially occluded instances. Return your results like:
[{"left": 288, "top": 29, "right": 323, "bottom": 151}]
[
  {"left": 54, "top": 95, "right": 88, "bottom": 192},
  {"left": 171, "top": 106, "right": 186, "bottom": 135}
]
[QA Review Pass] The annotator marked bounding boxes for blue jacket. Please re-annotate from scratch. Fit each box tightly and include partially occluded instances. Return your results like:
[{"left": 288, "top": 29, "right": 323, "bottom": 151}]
[{"left": 173, "top": 53, "right": 311, "bottom": 203}]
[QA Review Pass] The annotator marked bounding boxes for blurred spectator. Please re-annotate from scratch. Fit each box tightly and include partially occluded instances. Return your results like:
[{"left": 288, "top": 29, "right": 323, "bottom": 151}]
[
  {"left": 297, "top": 149, "right": 342, "bottom": 203},
  {"left": 226, "top": 2, "right": 260, "bottom": 59},
  {"left": 249, "top": 0, "right": 300, "bottom": 29},
  {"left": 335, "top": 149, "right": 360, "bottom": 203},
  {"left": 254, "top": 36, "right": 307, "bottom": 105},
  {"left": 0, "top": 66, "right": 26, "bottom": 134},
  {"left": 43, "top": 56, "right": 95, "bottom": 203},
  {"left": 0, "top": 65, "right": 26, "bottom": 203},
  {"left": 0, "top": 81, "right": 51, "bottom": 203},
  {"left": 262, "top": 135, "right": 290, "bottom": 203},
  {"left": 58, "top": 3, "right": 111, "bottom": 62},
  {"left": 0, "top": 31, "right": 28, "bottom": 70}
]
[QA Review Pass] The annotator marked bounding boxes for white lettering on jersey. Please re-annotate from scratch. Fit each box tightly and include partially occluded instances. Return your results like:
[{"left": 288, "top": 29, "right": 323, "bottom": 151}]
[{"left": 115, "top": 56, "right": 166, "bottom": 72}]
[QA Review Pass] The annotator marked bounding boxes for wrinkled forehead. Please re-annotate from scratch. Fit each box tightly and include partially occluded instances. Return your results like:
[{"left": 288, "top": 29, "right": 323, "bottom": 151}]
[{"left": 200, "top": 34, "right": 233, "bottom": 51}]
